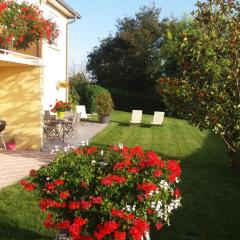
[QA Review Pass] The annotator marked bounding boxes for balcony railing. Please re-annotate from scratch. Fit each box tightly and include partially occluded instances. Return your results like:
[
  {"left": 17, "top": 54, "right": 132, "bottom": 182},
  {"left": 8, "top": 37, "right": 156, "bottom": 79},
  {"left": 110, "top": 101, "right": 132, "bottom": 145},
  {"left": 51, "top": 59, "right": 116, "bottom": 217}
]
[{"left": 0, "top": 48, "right": 42, "bottom": 66}]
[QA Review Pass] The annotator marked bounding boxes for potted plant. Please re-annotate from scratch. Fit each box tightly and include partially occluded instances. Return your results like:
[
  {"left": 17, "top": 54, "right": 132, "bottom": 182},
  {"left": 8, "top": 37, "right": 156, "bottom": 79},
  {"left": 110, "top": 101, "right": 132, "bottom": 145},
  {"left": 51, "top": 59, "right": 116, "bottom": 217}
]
[
  {"left": 6, "top": 137, "right": 16, "bottom": 150},
  {"left": 20, "top": 144, "right": 182, "bottom": 240},
  {"left": 50, "top": 101, "right": 72, "bottom": 118},
  {"left": 96, "top": 92, "right": 114, "bottom": 123}
]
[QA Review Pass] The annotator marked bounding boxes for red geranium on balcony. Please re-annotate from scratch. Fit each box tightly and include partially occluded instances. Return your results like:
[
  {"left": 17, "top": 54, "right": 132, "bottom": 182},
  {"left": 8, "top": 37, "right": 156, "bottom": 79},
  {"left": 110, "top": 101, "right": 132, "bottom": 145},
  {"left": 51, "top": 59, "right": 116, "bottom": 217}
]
[{"left": 0, "top": 0, "right": 59, "bottom": 49}]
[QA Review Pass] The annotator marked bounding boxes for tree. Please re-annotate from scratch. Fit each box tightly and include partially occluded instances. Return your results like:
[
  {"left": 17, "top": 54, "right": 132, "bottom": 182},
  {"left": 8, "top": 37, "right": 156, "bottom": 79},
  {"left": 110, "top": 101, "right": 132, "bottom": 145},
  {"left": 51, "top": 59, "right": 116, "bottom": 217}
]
[
  {"left": 159, "top": 17, "right": 194, "bottom": 78},
  {"left": 156, "top": 0, "right": 240, "bottom": 167},
  {"left": 87, "top": 6, "right": 164, "bottom": 92}
]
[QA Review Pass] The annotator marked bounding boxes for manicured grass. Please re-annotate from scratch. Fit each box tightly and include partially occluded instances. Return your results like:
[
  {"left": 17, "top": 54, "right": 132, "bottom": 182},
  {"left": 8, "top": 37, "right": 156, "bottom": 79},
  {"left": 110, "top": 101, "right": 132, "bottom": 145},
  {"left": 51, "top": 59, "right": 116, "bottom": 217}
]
[{"left": 1, "top": 110, "right": 240, "bottom": 240}]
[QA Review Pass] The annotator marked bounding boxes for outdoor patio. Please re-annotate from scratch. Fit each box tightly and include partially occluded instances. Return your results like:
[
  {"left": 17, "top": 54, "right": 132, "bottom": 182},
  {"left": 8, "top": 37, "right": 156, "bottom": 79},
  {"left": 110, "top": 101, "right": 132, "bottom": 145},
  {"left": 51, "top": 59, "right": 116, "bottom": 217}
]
[{"left": 0, "top": 121, "right": 107, "bottom": 189}]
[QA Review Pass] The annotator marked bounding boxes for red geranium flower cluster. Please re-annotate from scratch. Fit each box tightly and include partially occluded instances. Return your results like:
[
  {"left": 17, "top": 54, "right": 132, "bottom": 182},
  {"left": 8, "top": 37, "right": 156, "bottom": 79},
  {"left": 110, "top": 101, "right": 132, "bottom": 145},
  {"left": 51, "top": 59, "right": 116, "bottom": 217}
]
[
  {"left": 50, "top": 100, "right": 72, "bottom": 113},
  {"left": 20, "top": 144, "right": 182, "bottom": 239},
  {"left": 0, "top": 0, "right": 59, "bottom": 50}
]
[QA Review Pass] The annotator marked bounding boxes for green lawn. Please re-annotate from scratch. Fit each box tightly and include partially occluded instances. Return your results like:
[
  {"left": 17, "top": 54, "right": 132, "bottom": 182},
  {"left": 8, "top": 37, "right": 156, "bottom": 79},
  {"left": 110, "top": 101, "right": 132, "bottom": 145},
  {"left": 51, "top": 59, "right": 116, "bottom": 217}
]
[{"left": 1, "top": 110, "right": 240, "bottom": 240}]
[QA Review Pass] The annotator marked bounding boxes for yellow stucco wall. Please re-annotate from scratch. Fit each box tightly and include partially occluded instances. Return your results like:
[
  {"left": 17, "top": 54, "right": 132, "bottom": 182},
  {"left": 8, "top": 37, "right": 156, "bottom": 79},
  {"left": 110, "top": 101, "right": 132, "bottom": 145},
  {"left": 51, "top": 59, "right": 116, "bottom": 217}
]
[{"left": 0, "top": 66, "right": 43, "bottom": 150}]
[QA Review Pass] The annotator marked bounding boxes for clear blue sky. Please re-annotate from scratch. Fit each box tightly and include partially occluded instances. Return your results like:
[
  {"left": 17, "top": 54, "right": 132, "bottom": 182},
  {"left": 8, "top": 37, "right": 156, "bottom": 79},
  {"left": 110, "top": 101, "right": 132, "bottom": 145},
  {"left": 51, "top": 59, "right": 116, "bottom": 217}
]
[{"left": 64, "top": 0, "right": 197, "bottom": 66}]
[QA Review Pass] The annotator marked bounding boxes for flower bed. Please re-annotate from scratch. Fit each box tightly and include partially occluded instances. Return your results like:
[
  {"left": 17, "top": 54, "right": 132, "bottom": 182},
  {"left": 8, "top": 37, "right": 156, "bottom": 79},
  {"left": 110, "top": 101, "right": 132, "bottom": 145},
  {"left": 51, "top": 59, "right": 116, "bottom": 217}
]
[{"left": 21, "top": 145, "right": 182, "bottom": 240}]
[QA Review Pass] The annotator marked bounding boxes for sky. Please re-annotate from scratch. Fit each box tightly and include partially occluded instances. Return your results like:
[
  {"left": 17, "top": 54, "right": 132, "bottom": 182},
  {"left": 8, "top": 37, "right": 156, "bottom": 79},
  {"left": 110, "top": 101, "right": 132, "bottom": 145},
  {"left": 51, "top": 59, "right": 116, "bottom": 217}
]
[{"left": 64, "top": 0, "right": 198, "bottom": 67}]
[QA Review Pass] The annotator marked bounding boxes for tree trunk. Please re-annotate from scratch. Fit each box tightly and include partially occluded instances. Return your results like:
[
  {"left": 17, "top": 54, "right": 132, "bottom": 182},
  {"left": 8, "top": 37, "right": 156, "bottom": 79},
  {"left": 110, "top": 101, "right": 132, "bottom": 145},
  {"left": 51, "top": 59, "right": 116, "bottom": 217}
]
[{"left": 229, "top": 150, "right": 237, "bottom": 168}]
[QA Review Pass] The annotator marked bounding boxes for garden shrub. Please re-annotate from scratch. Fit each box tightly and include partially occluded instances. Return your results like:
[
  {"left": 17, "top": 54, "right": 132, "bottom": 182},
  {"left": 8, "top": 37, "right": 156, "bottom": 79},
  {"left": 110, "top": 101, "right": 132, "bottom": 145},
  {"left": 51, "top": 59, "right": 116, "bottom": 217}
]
[
  {"left": 108, "top": 88, "right": 166, "bottom": 114},
  {"left": 21, "top": 145, "right": 181, "bottom": 240},
  {"left": 70, "top": 82, "right": 109, "bottom": 113}
]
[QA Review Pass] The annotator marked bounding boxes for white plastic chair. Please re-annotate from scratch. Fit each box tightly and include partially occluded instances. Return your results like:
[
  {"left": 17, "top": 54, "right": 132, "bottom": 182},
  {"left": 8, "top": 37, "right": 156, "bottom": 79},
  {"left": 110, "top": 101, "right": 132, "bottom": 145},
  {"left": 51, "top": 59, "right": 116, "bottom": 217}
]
[
  {"left": 130, "top": 110, "right": 142, "bottom": 124},
  {"left": 151, "top": 111, "right": 165, "bottom": 126},
  {"left": 76, "top": 105, "right": 91, "bottom": 124}
]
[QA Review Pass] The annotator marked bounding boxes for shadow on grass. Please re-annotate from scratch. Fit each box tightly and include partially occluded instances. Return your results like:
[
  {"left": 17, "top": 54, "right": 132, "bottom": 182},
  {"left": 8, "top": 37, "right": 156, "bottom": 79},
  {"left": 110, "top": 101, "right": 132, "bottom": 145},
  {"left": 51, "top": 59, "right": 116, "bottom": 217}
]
[
  {"left": 110, "top": 120, "right": 129, "bottom": 127},
  {"left": 0, "top": 221, "right": 52, "bottom": 240}
]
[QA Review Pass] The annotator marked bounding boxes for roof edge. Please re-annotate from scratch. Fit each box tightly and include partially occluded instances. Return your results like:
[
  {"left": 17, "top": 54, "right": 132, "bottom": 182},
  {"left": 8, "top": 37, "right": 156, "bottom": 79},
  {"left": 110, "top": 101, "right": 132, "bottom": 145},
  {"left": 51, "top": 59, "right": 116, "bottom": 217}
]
[{"left": 55, "top": 0, "right": 80, "bottom": 19}]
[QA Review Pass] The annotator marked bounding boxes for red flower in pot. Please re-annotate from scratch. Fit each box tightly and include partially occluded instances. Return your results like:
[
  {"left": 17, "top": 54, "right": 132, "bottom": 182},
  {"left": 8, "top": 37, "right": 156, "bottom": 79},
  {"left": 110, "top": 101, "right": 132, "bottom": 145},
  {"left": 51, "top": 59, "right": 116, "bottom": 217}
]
[{"left": 6, "top": 137, "right": 16, "bottom": 150}]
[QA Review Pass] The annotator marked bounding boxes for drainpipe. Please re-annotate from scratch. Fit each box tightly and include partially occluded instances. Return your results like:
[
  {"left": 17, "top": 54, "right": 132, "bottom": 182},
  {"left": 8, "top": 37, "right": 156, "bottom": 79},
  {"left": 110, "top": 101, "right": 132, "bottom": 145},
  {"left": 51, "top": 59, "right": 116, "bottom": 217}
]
[{"left": 66, "top": 16, "right": 77, "bottom": 101}]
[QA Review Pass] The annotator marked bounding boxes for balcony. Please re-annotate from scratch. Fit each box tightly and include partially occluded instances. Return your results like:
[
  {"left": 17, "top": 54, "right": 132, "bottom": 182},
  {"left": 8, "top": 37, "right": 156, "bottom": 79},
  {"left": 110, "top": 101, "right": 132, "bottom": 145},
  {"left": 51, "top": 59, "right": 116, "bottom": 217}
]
[{"left": 0, "top": 42, "right": 42, "bottom": 67}]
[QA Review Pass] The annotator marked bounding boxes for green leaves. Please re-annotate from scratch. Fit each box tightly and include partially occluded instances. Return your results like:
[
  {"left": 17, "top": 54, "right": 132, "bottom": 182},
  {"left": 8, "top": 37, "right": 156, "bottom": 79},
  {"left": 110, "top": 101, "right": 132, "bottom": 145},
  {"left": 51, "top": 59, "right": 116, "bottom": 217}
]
[{"left": 157, "top": 0, "right": 240, "bottom": 161}]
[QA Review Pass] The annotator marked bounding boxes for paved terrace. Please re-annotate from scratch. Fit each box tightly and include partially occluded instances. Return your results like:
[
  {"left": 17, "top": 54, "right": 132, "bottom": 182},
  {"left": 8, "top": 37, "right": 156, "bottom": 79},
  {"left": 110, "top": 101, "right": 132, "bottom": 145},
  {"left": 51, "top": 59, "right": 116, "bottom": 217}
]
[{"left": 0, "top": 122, "right": 107, "bottom": 189}]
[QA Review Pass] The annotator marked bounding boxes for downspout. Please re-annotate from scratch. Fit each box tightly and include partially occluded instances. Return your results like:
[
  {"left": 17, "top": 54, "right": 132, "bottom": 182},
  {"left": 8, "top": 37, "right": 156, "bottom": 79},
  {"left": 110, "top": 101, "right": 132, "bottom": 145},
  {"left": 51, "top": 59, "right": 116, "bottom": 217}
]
[{"left": 66, "top": 16, "right": 77, "bottom": 101}]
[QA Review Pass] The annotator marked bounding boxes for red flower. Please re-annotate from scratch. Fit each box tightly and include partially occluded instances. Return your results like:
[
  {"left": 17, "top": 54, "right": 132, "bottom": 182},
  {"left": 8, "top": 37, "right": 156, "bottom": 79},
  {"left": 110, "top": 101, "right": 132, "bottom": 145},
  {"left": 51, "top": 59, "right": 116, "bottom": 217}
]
[
  {"left": 128, "top": 167, "right": 140, "bottom": 174},
  {"left": 68, "top": 217, "right": 87, "bottom": 239},
  {"left": 114, "top": 231, "right": 126, "bottom": 240},
  {"left": 90, "top": 196, "right": 102, "bottom": 204},
  {"left": 100, "top": 176, "right": 113, "bottom": 186},
  {"left": 59, "top": 191, "right": 69, "bottom": 199},
  {"left": 137, "top": 195, "right": 144, "bottom": 202},
  {"left": 167, "top": 160, "right": 181, "bottom": 181},
  {"left": 81, "top": 200, "right": 92, "bottom": 209},
  {"left": 57, "top": 219, "right": 70, "bottom": 229},
  {"left": 153, "top": 169, "right": 162, "bottom": 177},
  {"left": 44, "top": 214, "right": 55, "bottom": 228},
  {"left": 68, "top": 223, "right": 81, "bottom": 239},
  {"left": 111, "top": 209, "right": 134, "bottom": 221},
  {"left": 45, "top": 182, "right": 55, "bottom": 191},
  {"left": 20, "top": 179, "right": 36, "bottom": 191},
  {"left": 74, "top": 148, "right": 83, "bottom": 155},
  {"left": 69, "top": 201, "right": 81, "bottom": 210},
  {"left": 174, "top": 188, "right": 181, "bottom": 198},
  {"left": 74, "top": 216, "right": 87, "bottom": 226},
  {"left": 94, "top": 221, "right": 119, "bottom": 240},
  {"left": 155, "top": 222, "right": 163, "bottom": 230},
  {"left": 130, "top": 146, "right": 144, "bottom": 158},
  {"left": 86, "top": 146, "right": 97, "bottom": 154},
  {"left": 54, "top": 179, "right": 64, "bottom": 185},
  {"left": 146, "top": 208, "right": 155, "bottom": 215},
  {"left": 137, "top": 183, "right": 157, "bottom": 193},
  {"left": 18, "top": 35, "right": 25, "bottom": 42},
  {"left": 129, "top": 218, "right": 149, "bottom": 240}
]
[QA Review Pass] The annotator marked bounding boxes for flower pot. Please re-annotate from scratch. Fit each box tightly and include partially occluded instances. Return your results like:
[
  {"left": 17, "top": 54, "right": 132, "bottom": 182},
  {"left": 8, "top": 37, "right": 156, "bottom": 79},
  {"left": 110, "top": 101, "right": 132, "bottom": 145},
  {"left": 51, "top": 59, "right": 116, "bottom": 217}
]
[
  {"left": 6, "top": 143, "right": 16, "bottom": 151},
  {"left": 99, "top": 116, "right": 110, "bottom": 124},
  {"left": 57, "top": 111, "right": 65, "bottom": 119}
]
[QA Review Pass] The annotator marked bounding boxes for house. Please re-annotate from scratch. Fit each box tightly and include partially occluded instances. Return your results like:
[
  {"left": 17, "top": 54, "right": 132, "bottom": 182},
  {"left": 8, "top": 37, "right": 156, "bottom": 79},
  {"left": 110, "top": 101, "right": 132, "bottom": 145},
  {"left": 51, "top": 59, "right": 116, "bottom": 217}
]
[{"left": 0, "top": 0, "right": 80, "bottom": 150}]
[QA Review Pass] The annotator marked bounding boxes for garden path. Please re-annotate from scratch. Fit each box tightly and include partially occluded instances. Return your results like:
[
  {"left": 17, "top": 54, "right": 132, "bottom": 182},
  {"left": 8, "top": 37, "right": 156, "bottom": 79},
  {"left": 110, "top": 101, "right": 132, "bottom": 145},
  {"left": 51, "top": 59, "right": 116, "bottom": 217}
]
[
  {"left": 0, "top": 150, "right": 51, "bottom": 189},
  {"left": 0, "top": 122, "right": 108, "bottom": 189}
]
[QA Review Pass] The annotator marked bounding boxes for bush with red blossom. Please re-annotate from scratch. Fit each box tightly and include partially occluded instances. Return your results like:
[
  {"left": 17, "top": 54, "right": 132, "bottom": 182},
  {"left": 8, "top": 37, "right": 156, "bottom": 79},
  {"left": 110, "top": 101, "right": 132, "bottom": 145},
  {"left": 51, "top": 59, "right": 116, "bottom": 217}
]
[
  {"left": 20, "top": 145, "right": 182, "bottom": 240},
  {"left": 0, "top": 0, "right": 58, "bottom": 49}
]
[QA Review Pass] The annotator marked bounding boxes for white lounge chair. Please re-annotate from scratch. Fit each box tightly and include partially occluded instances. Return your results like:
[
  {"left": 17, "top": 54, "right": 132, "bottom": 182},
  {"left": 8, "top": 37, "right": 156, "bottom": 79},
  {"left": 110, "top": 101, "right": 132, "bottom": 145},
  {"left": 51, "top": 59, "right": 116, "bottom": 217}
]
[
  {"left": 151, "top": 111, "right": 165, "bottom": 126},
  {"left": 130, "top": 110, "right": 142, "bottom": 124},
  {"left": 76, "top": 105, "right": 91, "bottom": 124}
]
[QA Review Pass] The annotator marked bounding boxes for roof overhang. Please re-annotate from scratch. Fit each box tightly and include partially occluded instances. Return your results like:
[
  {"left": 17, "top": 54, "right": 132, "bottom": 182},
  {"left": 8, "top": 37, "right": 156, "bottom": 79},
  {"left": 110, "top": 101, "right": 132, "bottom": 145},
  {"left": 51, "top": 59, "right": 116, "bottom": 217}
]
[{"left": 47, "top": 0, "right": 80, "bottom": 19}]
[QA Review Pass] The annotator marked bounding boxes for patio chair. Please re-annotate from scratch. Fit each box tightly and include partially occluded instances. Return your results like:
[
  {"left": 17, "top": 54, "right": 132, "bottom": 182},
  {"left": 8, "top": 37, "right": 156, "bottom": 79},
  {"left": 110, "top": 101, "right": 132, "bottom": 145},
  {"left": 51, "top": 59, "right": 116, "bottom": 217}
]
[
  {"left": 130, "top": 110, "right": 142, "bottom": 124},
  {"left": 64, "top": 113, "right": 81, "bottom": 137},
  {"left": 76, "top": 105, "right": 91, "bottom": 124},
  {"left": 43, "top": 115, "right": 61, "bottom": 140},
  {"left": 151, "top": 111, "right": 165, "bottom": 126},
  {"left": 44, "top": 110, "right": 50, "bottom": 116}
]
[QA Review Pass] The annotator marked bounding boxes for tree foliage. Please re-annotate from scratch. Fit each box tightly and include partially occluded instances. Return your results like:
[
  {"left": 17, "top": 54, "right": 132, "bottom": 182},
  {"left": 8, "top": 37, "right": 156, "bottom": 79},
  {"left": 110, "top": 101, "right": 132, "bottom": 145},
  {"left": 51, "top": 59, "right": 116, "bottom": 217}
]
[
  {"left": 87, "top": 6, "right": 164, "bottom": 91},
  {"left": 156, "top": 0, "right": 240, "bottom": 165}
]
